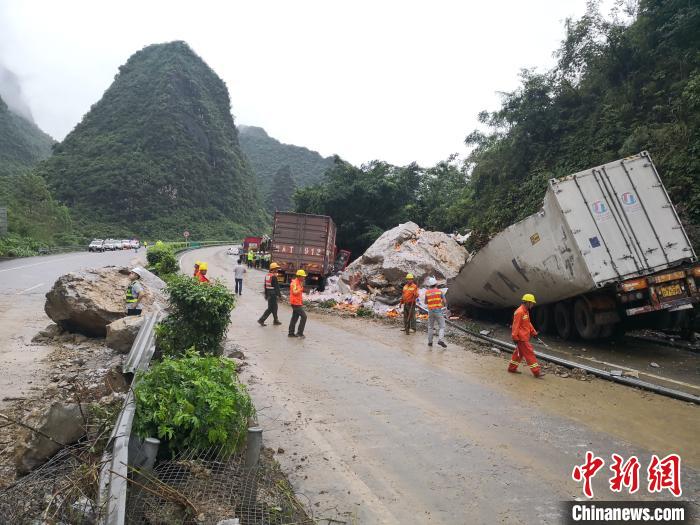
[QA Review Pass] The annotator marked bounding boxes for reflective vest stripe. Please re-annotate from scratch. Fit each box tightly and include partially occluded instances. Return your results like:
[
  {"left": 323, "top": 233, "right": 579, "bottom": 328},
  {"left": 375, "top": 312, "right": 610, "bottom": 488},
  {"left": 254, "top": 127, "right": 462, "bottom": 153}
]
[
  {"left": 425, "top": 289, "right": 444, "bottom": 310},
  {"left": 126, "top": 285, "right": 137, "bottom": 303},
  {"left": 264, "top": 274, "right": 274, "bottom": 289}
]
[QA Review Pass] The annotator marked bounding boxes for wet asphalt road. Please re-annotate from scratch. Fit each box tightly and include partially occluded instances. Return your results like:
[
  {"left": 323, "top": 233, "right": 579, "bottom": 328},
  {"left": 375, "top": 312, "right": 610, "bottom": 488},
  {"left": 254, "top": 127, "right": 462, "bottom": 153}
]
[
  {"left": 0, "top": 249, "right": 143, "bottom": 403},
  {"left": 187, "top": 247, "right": 700, "bottom": 525}
]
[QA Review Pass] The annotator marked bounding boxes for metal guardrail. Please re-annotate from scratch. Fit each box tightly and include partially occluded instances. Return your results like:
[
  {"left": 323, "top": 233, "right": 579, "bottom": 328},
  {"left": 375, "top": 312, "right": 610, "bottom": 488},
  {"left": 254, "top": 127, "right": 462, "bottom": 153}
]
[{"left": 98, "top": 310, "right": 161, "bottom": 525}]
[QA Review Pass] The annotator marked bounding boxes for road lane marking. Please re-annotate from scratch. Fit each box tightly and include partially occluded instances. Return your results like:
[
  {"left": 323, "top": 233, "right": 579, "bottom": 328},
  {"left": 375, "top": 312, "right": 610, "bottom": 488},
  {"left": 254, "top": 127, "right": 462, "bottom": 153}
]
[
  {"left": 0, "top": 254, "right": 85, "bottom": 273},
  {"left": 15, "top": 283, "right": 44, "bottom": 295}
]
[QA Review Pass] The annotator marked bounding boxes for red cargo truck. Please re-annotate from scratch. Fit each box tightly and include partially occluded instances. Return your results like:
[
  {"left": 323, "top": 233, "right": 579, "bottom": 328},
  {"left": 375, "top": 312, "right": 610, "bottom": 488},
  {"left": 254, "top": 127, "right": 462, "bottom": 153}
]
[
  {"left": 243, "top": 236, "right": 262, "bottom": 251},
  {"left": 271, "top": 212, "right": 338, "bottom": 289}
]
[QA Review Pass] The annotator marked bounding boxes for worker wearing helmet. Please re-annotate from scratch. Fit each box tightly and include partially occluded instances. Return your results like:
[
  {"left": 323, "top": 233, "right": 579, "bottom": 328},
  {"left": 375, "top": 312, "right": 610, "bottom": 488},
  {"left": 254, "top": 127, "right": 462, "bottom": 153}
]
[
  {"left": 508, "top": 293, "right": 543, "bottom": 378},
  {"left": 126, "top": 267, "right": 146, "bottom": 315},
  {"left": 197, "top": 262, "right": 210, "bottom": 283},
  {"left": 193, "top": 261, "right": 202, "bottom": 278},
  {"left": 258, "top": 262, "right": 283, "bottom": 326},
  {"left": 400, "top": 273, "right": 419, "bottom": 335},
  {"left": 424, "top": 276, "right": 447, "bottom": 348},
  {"left": 288, "top": 269, "right": 307, "bottom": 338},
  {"left": 247, "top": 249, "right": 255, "bottom": 268}
]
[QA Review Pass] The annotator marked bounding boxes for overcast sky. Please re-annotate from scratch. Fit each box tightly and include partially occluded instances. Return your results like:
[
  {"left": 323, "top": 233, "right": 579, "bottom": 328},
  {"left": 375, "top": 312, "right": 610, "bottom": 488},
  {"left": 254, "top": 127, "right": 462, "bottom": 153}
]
[{"left": 1, "top": 0, "right": 600, "bottom": 167}]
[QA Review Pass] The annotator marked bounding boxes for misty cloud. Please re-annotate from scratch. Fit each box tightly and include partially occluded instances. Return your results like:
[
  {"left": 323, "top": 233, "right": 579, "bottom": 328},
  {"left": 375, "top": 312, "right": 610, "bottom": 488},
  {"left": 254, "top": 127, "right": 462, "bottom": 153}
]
[{"left": 0, "top": 64, "right": 35, "bottom": 123}]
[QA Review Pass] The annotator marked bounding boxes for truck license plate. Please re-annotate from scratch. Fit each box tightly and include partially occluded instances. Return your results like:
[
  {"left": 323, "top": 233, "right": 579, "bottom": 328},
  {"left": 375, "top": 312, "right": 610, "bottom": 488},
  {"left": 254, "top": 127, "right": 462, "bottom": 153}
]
[{"left": 659, "top": 284, "right": 683, "bottom": 298}]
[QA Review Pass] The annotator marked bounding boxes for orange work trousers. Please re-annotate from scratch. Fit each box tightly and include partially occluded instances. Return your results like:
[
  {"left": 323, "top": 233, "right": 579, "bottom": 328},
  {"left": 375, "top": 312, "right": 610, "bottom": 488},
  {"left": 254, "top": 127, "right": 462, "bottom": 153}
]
[{"left": 508, "top": 341, "right": 541, "bottom": 377}]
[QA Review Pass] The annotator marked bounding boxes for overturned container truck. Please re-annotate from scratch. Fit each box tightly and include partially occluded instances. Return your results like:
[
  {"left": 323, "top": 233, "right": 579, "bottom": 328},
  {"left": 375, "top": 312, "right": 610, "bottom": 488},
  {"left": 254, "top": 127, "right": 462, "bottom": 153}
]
[{"left": 446, "top": 152, "right": 699, "bottom": 340}]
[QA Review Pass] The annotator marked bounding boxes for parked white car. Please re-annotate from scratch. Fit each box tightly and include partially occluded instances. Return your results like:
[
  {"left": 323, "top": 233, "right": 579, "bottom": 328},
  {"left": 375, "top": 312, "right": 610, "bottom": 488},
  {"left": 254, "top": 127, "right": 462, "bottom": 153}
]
[{"left": 88, "top": 239, "right": 105, "bottom": 252}]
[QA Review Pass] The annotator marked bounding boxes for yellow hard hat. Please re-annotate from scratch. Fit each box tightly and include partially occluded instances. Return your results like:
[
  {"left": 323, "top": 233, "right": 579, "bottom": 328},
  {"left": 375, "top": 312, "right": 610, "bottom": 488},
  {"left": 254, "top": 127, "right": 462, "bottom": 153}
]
[
  {"left": 406, "top": 273, "right": 414, "bottom": 280},
  {"left": 199, "top": 262, "right": 208, "bottom": 271},
  {"left": 522, "top": 293, "right": 536, "bottom": 304},
  {"left": 270, "top": 262, "right": 280, "bottom": 270},
  {"left": 296, "top": 269, "right": 307, "bottom": 277}
]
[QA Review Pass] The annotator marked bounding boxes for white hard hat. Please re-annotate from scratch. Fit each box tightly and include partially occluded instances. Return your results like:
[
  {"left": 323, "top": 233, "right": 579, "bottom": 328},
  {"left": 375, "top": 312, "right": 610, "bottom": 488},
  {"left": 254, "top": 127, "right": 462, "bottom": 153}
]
[
  {"left": 130, "top": 267, "right": 146, "bottom": 278},
  {"left": 427, "top": 276, "right": 437, "bottom": 286}
]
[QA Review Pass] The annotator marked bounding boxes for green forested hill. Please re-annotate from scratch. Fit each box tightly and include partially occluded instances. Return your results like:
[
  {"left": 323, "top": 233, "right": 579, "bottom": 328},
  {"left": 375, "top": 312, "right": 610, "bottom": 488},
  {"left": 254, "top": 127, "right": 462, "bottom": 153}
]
[
  {"left": 238, "top": 125, "right": 334, "bottom": 211},
  {"left": 0, "top": 94, "right": 72, "bottom": 254},
  {"left": 0, "top": 94, "right": 54, "bottom": 177},
  {"left": 38, "top": 41, "right": 267, "bottom": 239},
  {"left": 454, "top": 0, "right": 700, "bottom": 249}
]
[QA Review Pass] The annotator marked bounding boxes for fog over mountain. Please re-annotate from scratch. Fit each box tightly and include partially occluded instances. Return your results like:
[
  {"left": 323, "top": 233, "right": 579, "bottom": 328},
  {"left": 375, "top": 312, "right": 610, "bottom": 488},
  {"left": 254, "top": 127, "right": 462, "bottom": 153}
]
[{"left": 0, "top": 64, "right": 35, "bottom": 124}]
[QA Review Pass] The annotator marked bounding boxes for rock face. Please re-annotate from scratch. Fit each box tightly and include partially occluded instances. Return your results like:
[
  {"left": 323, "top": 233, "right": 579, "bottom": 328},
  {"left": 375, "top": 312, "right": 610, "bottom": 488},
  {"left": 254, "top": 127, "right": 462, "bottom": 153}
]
[
  {"left": 45, "top": 266, "right": 165, "bottom": 337},
  {"left": 14, "top": 402, "right": 85, "bottom": 474},
  {"left": 106, "top": 316, "right": 144, "bottom": 353},
  {"left": 341, "top": 222, "right": 468, "bottom": 297}
]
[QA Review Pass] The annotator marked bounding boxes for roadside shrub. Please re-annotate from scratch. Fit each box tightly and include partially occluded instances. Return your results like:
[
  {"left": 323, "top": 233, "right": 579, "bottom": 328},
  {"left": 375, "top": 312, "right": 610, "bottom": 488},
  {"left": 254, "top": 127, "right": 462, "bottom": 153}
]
[
  {"left": 317, "top": 299, "right": 337, "bottom": 309},
  {"left": 133, "top": 351, "right": 255, "bottom": 454},
  {"left": 156, "top": 274, "right": 236, "bottom": 356},
  {"left": 356, "top": 306, "right": 374, "bottom": 318},
  {"left": 146, "top": 244, "right": 178, "bottom": 276}
]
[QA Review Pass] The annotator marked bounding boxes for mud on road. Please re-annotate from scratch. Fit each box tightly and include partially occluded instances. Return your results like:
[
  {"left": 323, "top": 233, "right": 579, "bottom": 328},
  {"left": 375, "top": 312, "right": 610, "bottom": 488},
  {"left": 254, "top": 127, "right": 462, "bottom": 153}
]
[{"left": 186, "top": 247, "right": 699, "bottom": 525}]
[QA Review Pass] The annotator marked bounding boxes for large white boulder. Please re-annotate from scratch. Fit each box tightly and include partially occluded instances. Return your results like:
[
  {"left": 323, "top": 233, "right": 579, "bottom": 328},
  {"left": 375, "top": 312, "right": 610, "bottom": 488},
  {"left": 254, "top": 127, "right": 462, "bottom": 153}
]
[{"left": 341, "top": 222, "right": 468, "bottom": 296}]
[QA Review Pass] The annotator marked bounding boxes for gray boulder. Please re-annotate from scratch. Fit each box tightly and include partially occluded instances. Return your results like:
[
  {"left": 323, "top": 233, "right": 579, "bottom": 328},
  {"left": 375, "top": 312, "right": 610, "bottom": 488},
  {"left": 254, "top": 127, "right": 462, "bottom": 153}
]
[
  {"left": 106, "top": 316, "right": 144, "bottom": 353},
  {"left": 341, "top": 222, "right": 468, "bottom": 296},
  {"left": 45, "top": 266, "right": 165, "bottom": 337},
  {"left": 14, "top": 402, "right": 85, "bottom": 474}
]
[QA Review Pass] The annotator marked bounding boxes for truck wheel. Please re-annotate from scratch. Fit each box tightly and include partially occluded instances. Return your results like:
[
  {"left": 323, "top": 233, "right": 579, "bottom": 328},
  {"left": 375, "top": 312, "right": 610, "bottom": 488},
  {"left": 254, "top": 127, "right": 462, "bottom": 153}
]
[
  {"left": 554, "top": 302, "right": 575, "bottom": 340},
  {"left": 573, "top": 297, "right": 601, "bottom": 340},
  {"left": 532, "top": 305, "right": 552, "bottom": 334}
]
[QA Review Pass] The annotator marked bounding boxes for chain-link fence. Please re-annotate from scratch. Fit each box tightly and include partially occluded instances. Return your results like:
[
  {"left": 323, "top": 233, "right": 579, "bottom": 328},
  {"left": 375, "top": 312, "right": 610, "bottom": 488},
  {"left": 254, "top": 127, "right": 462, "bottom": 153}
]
[
  {"left": 126, "top": 445, "right": 312, "bottom": 525},
  {"left": 0, "top": 441, "right": 106, "bottom": 524}
]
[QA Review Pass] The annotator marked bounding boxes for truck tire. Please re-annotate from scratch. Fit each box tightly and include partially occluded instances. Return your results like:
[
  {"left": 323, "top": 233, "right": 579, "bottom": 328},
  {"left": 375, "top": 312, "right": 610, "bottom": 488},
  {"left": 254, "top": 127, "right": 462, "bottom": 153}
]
[
  {"left": 573, "top": 297, "right": 601, "bottom": 340},
  {"left": 554, "top": 301, "right": 575, "bottom": 340},
  {"left": 532, "top": 305, "right": 552, "bottom": 334}
]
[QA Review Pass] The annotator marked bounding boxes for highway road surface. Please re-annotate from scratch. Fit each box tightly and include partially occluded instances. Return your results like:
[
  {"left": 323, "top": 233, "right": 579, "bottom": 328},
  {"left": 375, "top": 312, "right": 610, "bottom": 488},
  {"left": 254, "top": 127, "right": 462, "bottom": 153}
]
[
  {"left": 0, "top": 249, "right": 143, "bottom": 406},
  {"left": 185, "top": 246, "right": 700, "bottom": 525}
]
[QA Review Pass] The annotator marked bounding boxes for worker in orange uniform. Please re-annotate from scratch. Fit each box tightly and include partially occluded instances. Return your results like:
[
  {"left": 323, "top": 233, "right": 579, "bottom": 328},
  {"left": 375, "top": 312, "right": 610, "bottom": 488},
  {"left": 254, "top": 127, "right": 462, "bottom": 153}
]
[
  {"left": 400, "top": 273, "right": 419, "bottom": 334},
  {"left": 508, "top": 293, "right": 543, "bottom": 378},
  {"left": 288, "top": 269, "right": 307, "bottom": 338},
  {"left": 193, "top": 260, "right": 202, "bottom": 278},
  {"left": 197, "top": 262, "right": 210, "bottom": 283},
  {"left": 258, "top": 262, "right": 282, "bottom": 326},
  {"left": 424, "top": 277, "right": 447, "bottom": 348}
]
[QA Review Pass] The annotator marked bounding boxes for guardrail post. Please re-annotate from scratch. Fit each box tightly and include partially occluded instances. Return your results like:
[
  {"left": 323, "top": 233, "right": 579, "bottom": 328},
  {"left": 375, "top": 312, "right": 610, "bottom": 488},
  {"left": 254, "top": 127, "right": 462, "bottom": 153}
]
[{"left": 244, "top": 427, "right": 263, "bottom": 468}]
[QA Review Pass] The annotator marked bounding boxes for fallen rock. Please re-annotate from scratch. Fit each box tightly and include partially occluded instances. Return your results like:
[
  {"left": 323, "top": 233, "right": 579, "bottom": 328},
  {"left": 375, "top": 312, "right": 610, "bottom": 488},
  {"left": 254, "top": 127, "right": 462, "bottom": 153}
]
[
  {"left": 45, "top": 266, "right": 165, "bottom": 337},
  {"left": 106, "top": 316, "right": 144, "bottom": 353},
  {"left": 341, "top": 222, "right": 468, "bottom": 296},
  {"left": 14, "top": 402, "right": 85, "bottom": 474},
  {"left": 31, "top": 323, "right": 64, "bottom": 343}
]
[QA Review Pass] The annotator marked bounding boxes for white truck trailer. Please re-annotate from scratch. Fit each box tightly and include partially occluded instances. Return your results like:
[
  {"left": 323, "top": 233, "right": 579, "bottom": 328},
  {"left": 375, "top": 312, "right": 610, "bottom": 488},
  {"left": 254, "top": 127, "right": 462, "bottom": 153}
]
[{"left": 446, "top": 152, "right": 699, "bottom": 340}]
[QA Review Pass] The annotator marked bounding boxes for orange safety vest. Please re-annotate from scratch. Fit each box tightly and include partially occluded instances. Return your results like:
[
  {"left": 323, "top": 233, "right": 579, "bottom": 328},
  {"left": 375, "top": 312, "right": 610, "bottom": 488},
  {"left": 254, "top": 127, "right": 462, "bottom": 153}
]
[
  {"left": 193, "top": 267, "right": 200, "bottom": 278},
  {"left": 425, "top": 288, "right": 444, "bottom": 310},
  {"left": 401, "top": 283, "right": 419, "bottom": 304},
  {"left": 197, "top": 273, "right": 210, "bottom": 283},
  {"left": 264, "top": 273, "right": 275, "bottom": 290},
  {"left": 290, "top": 278, "right": 304, "bottom": 306},
  {"left": 511, "top": 304, "right": 537, "bottom": 342}
]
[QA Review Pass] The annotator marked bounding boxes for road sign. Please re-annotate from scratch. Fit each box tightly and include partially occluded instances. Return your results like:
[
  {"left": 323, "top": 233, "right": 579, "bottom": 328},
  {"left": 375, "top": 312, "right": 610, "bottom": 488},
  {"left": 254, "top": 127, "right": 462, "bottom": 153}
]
[{"left": 183, "top": 230, "right": 190, "bottom": 239}]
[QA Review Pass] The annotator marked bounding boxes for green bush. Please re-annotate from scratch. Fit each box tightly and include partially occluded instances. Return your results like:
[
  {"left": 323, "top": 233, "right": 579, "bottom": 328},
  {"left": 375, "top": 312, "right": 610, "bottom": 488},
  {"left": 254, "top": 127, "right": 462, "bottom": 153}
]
[
  {"left": 156, "top": 274, "right": 236, "bottom": 356},
  {"left": 0, "top": 234, "right": 42, "bottom": 257},
  {"left": 146, "top": 244, "right": 178, "bottom": 277},
  {"left": 356, "top": 306, "right": 374, "bottom": 318},
  {"left": 317, "top": 299, "right": 337, "bottom": 309},
  {"left": 133, "top": 351, "right": 255, "bottom": 454}
]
